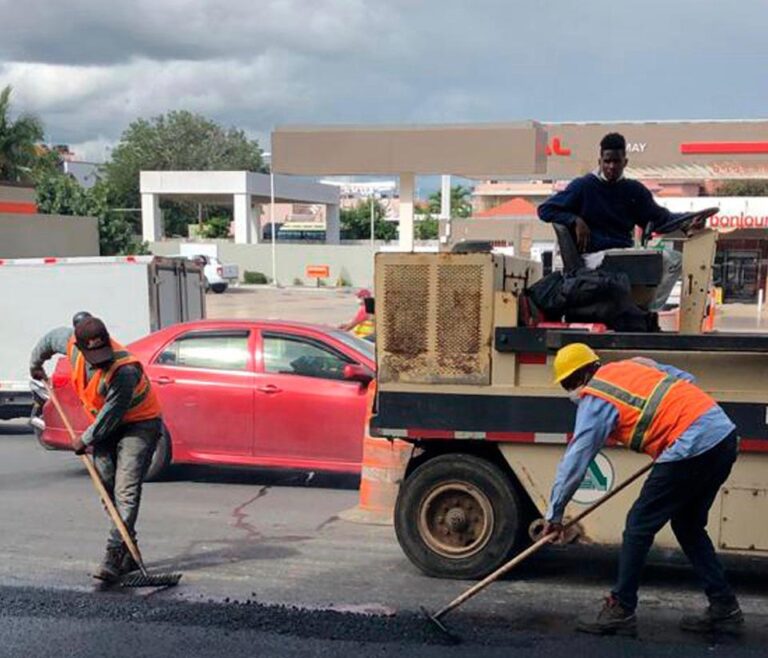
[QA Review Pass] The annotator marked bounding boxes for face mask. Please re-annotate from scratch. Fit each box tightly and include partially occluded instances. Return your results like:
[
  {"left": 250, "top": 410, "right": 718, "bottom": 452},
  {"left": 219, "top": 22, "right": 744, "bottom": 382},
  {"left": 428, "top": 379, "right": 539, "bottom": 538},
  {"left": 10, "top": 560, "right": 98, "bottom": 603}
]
[{"left": 567, "top": 385, "right": 585, "bottom": 406}]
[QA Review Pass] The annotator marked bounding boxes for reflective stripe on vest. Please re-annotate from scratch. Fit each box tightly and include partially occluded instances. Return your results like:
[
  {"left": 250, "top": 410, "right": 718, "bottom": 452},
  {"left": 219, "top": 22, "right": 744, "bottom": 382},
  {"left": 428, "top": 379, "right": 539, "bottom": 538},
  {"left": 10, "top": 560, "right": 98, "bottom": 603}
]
[
  {"left": 353, "top": 319, "right": 375, "bottom": 338},
  {"left": 586, "top": 374, "right": 679, "bottom": 452}
]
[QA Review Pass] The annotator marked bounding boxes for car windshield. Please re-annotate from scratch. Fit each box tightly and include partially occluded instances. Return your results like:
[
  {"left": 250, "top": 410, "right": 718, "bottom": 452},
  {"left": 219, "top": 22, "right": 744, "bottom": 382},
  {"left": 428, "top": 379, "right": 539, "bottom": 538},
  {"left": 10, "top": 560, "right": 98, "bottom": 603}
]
[{"left": 328, "top": 329, "right": 375, "bottom": 361}]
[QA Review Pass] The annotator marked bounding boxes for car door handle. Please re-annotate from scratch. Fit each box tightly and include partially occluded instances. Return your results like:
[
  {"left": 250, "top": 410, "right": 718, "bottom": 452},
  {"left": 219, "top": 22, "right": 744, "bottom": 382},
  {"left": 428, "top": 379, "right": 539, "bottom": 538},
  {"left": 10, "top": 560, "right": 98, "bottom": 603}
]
[
  {"left": 256, "top": 384, "right": 282, "bottom": 394},
  {"left": 152, "top": 376, "right": 175, "bottom": 386}
]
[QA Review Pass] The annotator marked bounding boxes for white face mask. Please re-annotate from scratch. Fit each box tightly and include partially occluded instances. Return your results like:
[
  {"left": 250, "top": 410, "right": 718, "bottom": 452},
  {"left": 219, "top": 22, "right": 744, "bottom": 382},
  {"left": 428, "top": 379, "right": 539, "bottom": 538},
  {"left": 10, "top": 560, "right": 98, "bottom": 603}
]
[{"left": 567, "top": 385, "right": 585, "bottom": 406}]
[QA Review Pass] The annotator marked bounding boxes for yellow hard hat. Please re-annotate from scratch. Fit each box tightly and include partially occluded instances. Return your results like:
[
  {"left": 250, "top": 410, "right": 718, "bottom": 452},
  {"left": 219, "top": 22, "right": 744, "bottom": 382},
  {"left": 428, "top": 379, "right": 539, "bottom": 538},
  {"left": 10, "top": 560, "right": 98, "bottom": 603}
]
[{"left": 552, "top": 343, "right": 600, "bottom": 384}]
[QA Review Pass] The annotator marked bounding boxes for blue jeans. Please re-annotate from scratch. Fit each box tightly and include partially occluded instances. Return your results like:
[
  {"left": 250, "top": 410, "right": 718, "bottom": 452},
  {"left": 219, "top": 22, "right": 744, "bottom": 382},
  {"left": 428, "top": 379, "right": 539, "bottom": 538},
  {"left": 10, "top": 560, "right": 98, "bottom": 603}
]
[{"left": 613, "top": 432, "right": 738, "bottom": 611}]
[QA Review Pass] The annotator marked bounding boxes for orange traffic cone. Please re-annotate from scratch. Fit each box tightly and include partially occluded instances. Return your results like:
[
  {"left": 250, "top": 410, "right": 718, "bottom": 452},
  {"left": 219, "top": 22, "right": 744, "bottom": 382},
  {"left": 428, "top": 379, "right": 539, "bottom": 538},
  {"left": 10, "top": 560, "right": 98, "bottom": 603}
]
[{"left": 340, "top": 380, "right": 412, "bottom": 525}]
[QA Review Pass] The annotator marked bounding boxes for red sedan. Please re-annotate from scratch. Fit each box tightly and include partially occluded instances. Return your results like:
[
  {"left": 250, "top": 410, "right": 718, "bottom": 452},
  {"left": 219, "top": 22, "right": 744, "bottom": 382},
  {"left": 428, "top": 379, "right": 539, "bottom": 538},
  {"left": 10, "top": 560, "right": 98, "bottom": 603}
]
[{"left": 37, "top": 320, "right": 375, "bottom": 480}]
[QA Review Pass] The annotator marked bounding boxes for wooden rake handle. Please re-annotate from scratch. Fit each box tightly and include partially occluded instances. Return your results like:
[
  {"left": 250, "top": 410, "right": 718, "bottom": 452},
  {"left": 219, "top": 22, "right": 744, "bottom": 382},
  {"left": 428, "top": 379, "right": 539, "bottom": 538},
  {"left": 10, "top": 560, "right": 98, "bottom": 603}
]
[
  {"left": 44, "top": 381, "right": 148, "bottom": 576},
  {"left": 433, "top": 458, "right": 655, "bottom": 621}
]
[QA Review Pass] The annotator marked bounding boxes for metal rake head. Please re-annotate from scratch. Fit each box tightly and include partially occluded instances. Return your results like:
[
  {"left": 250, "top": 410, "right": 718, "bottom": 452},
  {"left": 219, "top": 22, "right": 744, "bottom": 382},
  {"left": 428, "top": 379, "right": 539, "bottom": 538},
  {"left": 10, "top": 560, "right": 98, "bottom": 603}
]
[{"left": 121, "top": 572, "right": 182, "bottom": 588}]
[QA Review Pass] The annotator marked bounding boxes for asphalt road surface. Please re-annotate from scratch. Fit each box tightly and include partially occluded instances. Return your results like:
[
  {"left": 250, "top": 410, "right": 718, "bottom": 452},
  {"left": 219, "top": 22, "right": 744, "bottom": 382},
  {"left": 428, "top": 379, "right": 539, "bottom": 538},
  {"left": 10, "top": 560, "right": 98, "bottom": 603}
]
[{"left": 2, "top": 424, "right": 768, "bottom": 657}]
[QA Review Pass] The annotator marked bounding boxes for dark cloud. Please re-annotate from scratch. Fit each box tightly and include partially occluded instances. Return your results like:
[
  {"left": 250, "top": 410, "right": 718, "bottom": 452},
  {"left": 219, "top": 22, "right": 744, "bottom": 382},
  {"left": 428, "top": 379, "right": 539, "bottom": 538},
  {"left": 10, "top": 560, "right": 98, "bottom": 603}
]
[{"left": 1, "top": 0, "right": 766, "bottom": 160}]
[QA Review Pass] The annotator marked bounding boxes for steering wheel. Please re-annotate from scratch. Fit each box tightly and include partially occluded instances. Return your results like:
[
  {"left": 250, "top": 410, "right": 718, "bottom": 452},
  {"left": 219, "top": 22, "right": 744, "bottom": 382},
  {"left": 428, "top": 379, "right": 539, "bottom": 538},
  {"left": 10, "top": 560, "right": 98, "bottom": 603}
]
[{"left": 641, "top": 207, "right": 719, "bottom": 246}]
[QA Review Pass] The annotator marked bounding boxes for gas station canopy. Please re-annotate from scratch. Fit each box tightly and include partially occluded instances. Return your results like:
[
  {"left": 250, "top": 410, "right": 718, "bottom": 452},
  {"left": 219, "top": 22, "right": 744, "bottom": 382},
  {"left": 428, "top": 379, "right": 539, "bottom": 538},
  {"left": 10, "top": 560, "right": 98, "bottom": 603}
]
[{"left": 271, "top": 122, "right": 547, "bottom": 177}]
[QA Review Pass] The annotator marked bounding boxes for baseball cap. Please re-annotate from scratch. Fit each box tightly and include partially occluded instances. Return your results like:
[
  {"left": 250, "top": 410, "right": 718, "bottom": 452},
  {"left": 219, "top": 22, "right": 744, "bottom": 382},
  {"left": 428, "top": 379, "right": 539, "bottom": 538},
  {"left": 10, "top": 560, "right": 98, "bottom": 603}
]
[
  {"left": 356, "top": 288, "right": 372, "bottom": 299},
  {"left": 75, "top": 317, "right": 114, "bottom": 365}
]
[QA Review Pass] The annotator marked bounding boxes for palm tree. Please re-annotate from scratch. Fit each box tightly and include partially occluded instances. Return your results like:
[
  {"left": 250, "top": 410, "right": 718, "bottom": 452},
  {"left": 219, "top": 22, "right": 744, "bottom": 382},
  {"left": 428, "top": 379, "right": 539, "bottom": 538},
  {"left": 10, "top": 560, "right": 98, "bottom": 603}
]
[
  {"left": 0, "top": 85, "right": 44, "bottom": 182},
  {"left": 427, "top": 184, "right": 473, "bottom": 218}
]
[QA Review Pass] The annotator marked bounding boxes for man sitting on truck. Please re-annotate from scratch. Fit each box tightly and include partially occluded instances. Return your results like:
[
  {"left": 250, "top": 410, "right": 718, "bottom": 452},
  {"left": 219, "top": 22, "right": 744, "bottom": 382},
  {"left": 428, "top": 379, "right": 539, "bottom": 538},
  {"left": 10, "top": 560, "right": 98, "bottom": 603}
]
[
  {"left": 537, "top": 133, "right": 688, "bottom": 310},
  {"left": 29, "top": 317, "right": 162, "bottom": 583},
  {"left": 543, "top": 343, "right": 741, "bottom": 636}
]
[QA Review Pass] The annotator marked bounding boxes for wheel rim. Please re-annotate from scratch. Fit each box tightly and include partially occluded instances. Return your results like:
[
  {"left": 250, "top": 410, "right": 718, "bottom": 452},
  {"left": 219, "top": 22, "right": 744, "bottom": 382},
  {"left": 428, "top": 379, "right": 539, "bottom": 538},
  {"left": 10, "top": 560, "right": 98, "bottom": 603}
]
[{"left": 417, "top": 481, "right": 494, "bottom": 559}]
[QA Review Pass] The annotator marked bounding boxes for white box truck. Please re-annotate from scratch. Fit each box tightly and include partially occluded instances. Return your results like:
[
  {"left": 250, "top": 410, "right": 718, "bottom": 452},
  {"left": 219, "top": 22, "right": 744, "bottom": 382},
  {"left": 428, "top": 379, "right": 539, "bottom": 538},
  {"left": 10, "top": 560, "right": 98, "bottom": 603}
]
[{"left": 0, "top": 255, "right": 205, "bottom": 420}]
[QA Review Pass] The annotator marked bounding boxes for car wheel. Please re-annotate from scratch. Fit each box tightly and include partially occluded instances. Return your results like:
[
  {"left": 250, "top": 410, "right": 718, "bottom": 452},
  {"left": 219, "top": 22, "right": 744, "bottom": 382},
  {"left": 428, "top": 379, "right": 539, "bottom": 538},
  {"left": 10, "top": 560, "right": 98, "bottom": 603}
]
[
  {"left": 145, "top": 426, "right": 172, "bottom": 482},
  {"left": 395, "top": 454, "right": 523, "bottom": 579},
  {"left": 211, "top": 283, "right": 227, "bottom": 294}
]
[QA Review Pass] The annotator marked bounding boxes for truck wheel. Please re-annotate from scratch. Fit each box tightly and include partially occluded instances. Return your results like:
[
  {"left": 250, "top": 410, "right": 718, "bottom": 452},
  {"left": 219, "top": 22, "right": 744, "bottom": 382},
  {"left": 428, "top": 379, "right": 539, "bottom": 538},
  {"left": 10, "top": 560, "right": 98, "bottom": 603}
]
[
  {"left": 395, "top": 454, "right": 523, "bottom": 579},
  {"left": 145, "top": 426, "right": 172, "bottom": 482},
  {"left": 211, "top": 283, "right": 227, "bottom": 294}
]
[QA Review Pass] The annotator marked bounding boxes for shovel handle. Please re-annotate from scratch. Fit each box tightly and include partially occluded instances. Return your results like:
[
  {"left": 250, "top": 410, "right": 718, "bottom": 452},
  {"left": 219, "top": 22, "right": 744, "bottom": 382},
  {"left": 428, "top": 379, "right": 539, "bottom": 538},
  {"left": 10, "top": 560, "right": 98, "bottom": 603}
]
[
  {"left": 44, "top": 381, "right": 148, "bottom": 576},
  {"left": 433, "top": 458, "right": 655, "bottom": 621}
]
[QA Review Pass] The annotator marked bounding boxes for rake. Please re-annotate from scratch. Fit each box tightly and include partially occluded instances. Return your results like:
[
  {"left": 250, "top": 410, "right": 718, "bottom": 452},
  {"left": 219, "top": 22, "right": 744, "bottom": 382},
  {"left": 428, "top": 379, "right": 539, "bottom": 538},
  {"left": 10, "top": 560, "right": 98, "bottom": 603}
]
[{"left": 45, "top": 381, "right": 182, "bottom": 588}]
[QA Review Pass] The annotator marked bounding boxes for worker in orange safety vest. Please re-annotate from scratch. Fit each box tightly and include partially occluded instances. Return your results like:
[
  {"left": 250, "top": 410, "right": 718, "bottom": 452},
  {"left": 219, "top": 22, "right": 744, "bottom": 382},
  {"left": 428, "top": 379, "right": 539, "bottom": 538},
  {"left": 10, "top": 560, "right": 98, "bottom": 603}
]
[
  {"left": 30, "top": 316, "right": 162, "bottom": 583},
  {"left": 543, "top": 343, "right": 741, "bottom": 637}
]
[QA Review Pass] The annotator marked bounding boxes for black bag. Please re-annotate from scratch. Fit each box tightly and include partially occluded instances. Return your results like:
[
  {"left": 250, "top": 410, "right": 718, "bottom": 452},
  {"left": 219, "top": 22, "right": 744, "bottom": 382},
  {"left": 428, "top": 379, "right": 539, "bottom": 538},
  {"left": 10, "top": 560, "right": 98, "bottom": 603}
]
[
  {"left": 527, "top": 267, "right": 659, "bottom": 332},
  {"left": 527, "top": 271, "right": 566, "bottom": 318}
]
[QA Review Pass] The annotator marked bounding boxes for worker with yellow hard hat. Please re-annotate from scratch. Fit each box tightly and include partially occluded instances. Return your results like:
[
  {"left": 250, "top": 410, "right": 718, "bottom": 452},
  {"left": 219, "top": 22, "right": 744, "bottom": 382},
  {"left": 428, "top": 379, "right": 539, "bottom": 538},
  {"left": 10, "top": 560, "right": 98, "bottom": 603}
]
[{"left": 544, "top": 343, "right": 741, "bottom": 637}]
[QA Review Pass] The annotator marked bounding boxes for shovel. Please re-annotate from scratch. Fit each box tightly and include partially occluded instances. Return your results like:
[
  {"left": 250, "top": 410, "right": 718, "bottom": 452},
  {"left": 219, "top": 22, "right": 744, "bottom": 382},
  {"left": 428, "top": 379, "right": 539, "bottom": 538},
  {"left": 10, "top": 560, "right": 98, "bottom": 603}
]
[
  {"left": 422, "top": 458, "right": 654, "bottom": 642},
  {"left": 45, "top": 380, "right": 181, "bottom": 588}
]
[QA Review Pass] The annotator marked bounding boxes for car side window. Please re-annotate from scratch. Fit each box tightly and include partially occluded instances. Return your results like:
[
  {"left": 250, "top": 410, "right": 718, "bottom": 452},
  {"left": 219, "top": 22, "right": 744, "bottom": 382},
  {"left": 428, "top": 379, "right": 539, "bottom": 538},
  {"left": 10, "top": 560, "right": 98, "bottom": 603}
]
[
  {"left": 262, "top": 334, "right": 351, "bottom": 381},
  {"left": 156, "top": 332, "right": 250, "bottom": 371}
]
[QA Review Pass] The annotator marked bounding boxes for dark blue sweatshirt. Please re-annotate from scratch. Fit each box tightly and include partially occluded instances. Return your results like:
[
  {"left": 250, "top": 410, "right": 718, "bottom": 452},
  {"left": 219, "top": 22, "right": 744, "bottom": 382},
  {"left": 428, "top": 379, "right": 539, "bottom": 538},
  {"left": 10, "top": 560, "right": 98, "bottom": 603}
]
[{"left": 537, "top": 174, "right": 679, "bottom": 253}]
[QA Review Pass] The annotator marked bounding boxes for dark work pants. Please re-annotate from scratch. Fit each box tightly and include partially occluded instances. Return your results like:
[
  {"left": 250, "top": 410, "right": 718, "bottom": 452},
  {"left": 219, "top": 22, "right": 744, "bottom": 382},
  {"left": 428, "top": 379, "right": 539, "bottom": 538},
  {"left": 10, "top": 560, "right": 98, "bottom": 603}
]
[
  {"left": 92, "top": 419, "right": 160, "bottom": 550},
  {"left": 612, "top": 432, "right": 738, "bottom": 612}
]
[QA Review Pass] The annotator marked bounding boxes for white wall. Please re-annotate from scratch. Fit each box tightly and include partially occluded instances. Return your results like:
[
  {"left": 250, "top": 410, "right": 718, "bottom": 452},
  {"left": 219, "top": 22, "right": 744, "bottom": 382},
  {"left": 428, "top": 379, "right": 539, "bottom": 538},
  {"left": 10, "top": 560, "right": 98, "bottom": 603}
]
[{"left": 151, "top": 239, "right": 377, "bottom": 287}]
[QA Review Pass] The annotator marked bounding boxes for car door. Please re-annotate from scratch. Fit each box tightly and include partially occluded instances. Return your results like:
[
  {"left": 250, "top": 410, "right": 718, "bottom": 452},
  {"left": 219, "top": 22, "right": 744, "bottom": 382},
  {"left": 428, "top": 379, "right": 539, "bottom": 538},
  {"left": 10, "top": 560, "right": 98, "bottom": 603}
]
[
  {"left": 149, "top": 328, "right": 255, "bottom": 458},
  {"left": 253, "top": 330, "right": 368, "bottom": 469}
]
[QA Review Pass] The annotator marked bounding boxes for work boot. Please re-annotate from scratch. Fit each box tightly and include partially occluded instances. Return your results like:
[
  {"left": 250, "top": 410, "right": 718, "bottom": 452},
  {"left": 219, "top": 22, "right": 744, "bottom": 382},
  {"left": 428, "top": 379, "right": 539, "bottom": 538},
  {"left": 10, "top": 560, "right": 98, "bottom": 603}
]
[
  {"left": 576, "top": 595, "right": 638, "bottom": 637},
  {"left": 680, "top": 599, "right": 744, "bottom": 634},
  {"left": 119, "top": 545, "right": 139, "bottom": 576},
  {"left": 93, "top": 546, "right": 125, "bottom": 582}
]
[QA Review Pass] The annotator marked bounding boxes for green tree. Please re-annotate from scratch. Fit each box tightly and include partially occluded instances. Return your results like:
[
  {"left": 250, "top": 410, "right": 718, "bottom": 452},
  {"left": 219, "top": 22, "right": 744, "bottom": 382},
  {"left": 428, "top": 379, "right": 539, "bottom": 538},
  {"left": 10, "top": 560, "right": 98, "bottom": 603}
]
[
  {"left": 716, "top": 180, "right": 768, "bottom": 196},
  {"left": 340, "top": 199, "right": 397, "bottom": 240},
  {"left": 0, "top": 85, "right": 45, "bottom": 182},
  {"left": 427, "top": 184, "right": 472, "bottom": 218},
  {"left": 35, "top": 171, "right": 147, "bottom": 255},
  {"left": 415, "top": 214, "right": 439, "bottom": 240},
  {"left": 104, "top": 110, "right": 265, "bottom": 236}
]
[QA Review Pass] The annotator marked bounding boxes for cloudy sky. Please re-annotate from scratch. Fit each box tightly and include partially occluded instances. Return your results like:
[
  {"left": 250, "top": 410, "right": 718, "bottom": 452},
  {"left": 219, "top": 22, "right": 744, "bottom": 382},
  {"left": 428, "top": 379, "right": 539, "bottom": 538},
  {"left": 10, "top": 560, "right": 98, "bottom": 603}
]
[{"left": 1, "top": 0, "right": 766, "bottom": 162}]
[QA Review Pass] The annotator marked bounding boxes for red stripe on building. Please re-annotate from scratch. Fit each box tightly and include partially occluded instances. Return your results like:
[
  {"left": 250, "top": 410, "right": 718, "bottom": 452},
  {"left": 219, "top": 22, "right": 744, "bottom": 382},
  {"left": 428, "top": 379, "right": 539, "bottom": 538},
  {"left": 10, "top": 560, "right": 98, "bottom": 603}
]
[
  {"left": 486, "top": 431, "right": 536, "bottom": 442},
  {"left": 739, "top": 438, "right": 768, "bottom": 453},
  {"left": 680, "top": 142, "right": 768, "bottom": 155},
  {"left": 0, "top": 201, "right": 38, "bottom": 214},
  {"left": 43, "top": 257, "right": 58, "bottom": 264}
]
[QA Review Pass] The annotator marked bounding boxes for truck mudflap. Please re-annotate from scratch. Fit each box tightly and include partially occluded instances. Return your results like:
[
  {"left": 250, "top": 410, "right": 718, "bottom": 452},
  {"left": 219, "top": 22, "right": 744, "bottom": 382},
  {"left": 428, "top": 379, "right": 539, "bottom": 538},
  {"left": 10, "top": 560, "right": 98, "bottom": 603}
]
[{"left": 371, "top": 390, "right": 768, "bottom": 453}]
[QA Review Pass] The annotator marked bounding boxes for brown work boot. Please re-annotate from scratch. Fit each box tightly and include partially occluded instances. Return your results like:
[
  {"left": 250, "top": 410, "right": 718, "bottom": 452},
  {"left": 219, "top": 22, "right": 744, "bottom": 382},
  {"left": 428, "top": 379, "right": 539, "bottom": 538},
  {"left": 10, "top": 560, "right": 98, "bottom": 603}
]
[
  {"left": 576, "top": 596, "right": 638, "bottom": 637},
  {"left": 119, "top": 546, "right": 139, "bottom": 576},
  {"left": 680, "top": 599, "right": 744, "bottom": 634},
  {"left": 93, "top": 546, "right": 124, "bottom": 582}
]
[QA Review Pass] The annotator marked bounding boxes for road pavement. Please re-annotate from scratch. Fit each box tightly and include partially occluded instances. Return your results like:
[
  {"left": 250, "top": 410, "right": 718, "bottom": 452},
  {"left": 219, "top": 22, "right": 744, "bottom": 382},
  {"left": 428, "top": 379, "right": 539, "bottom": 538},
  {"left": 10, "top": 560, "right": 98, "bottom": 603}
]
[{"left": 1, "top": 425, "right": 768, "bottom": 656}]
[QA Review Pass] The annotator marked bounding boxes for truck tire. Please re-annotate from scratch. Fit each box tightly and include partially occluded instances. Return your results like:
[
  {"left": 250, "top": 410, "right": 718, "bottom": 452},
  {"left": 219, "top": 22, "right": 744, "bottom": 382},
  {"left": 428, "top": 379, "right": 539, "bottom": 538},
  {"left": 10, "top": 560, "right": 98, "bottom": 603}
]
[
  {"left": 145, "top": 426, "right": 172, "bottom": 482},
  {"left": 395, "top": 453, "right": 523, "bottom": 579},
  {"left": 211, "top": 283, "right": 228, "bottom": 294}
]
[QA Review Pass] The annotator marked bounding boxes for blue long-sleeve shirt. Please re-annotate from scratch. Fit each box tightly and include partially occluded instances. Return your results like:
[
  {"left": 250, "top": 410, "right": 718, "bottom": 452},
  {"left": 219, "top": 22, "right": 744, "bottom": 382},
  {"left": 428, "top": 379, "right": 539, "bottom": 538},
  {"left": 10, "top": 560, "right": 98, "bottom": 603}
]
[
  {"left": 537, "top": 173, "right": 684, "bottom": 253},
  {"left": 546, "top": 361, "right": 736, "bottom": 522}
]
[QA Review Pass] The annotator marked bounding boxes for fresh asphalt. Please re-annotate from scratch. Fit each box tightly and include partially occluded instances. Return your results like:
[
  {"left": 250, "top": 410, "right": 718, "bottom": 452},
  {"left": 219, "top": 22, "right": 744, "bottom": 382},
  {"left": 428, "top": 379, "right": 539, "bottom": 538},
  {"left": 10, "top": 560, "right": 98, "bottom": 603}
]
[{"left": 2, "top": 423, "right": 768, "bottom": 657}]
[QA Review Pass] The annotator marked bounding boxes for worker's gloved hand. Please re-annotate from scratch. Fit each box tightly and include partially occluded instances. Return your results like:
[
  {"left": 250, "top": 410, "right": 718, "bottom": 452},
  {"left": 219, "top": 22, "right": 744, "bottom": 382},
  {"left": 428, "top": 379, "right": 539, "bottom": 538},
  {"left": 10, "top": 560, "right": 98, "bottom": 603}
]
[
  {"left": 29, "top": 366, "right": 47, "bottom": 382},
  {"left": 543, "top": 521, "right": 565, "bottom": 543},
  {"left": 72, "top": 437, "right": 88, "bottom": 455},
  {"left": 573, "top": 217, "right": 591, "bottom": 253}
]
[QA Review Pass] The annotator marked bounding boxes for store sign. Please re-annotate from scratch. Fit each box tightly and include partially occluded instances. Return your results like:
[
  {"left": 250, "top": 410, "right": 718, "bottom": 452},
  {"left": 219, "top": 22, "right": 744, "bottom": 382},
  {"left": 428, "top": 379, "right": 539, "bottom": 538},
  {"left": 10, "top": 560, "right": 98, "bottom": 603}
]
[
  {"left": 656, "top": 197, "right": 768, "bottom": 232},
  {"left": 546, "top": 136, "right": 647, "bottom": 157}
]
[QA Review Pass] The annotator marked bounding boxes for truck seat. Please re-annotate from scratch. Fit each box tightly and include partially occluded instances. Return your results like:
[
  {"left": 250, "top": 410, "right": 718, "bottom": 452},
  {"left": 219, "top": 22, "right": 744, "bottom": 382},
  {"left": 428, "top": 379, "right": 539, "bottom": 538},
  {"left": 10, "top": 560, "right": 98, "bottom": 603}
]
[{"left": 553, "top": 224, "right": 663, "bottom": 309}]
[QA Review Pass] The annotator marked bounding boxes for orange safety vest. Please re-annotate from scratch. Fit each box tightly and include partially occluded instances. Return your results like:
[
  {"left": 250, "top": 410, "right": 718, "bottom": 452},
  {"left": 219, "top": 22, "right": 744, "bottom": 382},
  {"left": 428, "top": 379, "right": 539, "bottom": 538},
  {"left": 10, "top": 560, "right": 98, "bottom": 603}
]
[
  {"left": 582, "top": 360, "right": 716, "bottom": 459},
  {"left": 66, "top": 336, "right": 161, "bottom": 423}
]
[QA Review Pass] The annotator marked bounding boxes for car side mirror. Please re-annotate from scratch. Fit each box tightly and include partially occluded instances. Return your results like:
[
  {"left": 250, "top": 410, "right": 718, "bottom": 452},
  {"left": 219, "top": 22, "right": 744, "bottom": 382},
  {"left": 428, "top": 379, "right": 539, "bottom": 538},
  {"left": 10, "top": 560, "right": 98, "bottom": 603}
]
[{"left": 343, "top": 364, "right": 374, "bottom": 385}]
